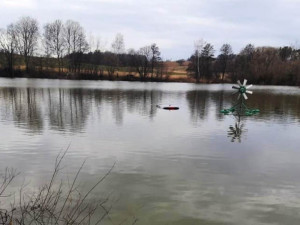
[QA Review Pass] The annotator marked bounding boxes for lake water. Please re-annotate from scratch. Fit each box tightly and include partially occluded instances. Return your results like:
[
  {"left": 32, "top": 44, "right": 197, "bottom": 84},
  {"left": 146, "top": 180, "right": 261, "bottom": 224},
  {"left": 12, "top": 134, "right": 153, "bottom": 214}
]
[{"left": 0, "top": 78, "right": 300, "bottom": 225}]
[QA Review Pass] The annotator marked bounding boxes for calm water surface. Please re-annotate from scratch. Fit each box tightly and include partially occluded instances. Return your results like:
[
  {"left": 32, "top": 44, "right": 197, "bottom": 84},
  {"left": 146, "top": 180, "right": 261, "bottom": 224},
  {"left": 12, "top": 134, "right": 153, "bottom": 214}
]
[{"left": 0, "top": 78, "right": 300, "bottom": 225}]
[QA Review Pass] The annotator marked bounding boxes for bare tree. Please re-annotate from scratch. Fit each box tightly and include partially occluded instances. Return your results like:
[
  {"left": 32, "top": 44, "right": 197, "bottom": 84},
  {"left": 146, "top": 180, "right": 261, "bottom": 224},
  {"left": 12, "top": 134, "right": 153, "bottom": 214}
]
[
  {"left": 187, "top": 41, "right": 214, "bottom": 82},
  {"left": 88, "top": 32, "right": 95, "bottom": 52},
  {"left": 77, "top": 31, "right": 88, "bottom": 52},
  {"left": 96, "top": 37, "right": 108, "bottom": 52},
  {"left": 135, "top": 45, "right": 151, "bottom": 80},
  {"left": 0, "top": 24, "right": 18, "bottom": 76},
  {"left": 194, "top": 39, "right": 206, "bottom": 82},
  {"left": 15, "top": 16, "right": 39, "bottom": 73},
  {"left": 64, "top": 20, "right": 79, "bottom": 56},
  {"left": 111, "top": 33, "right": 125, "bottom": 54},
  {"left": 64, "top": 20, "right": 88, "bottom": 73},
  {"left": 43, "top": 20, "right": 65, "bottom": 73},
  {"left": 87, "top": 34, "right": 106, "bottom": 52},
  {"left": 42, "top": 31, "right": 51, "bottom": 71}
]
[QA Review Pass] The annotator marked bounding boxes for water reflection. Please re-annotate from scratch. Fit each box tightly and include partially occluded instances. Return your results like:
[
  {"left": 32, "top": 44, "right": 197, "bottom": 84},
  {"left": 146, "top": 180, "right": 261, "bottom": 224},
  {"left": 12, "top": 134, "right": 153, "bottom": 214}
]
[
  {"left": 0, "top": 85, "right": 300, "bottom": 133},
  {"left": 47, "top": 89, "right": 90, "bottom": 132},
  {"left": 186, "top": 89, "right": 300, "bottom": 124},
  {"left": 227, "top": 116, "right": 247, "bottom": 143},
  {"left": 0, "top": 87, "right": 164, "bottom": 132},
  {"left": 0, "top": 88, "right": 44, "bottom": 133},
  {"left": 244, "top": 91, "right": 300, "bottom": 122},
  {"left": 186, "top": 90, "right": 210, "bottom": 122},
  {"left": 1, "top": 80, "right": 300, "bottom": 225}
]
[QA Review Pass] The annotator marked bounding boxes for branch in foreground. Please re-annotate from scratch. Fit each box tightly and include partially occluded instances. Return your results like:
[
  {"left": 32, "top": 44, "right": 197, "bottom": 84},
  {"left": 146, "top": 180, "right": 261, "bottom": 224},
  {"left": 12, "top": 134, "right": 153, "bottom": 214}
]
[{"left": 0, "top": 152, "right": 115, "bottom": 225}]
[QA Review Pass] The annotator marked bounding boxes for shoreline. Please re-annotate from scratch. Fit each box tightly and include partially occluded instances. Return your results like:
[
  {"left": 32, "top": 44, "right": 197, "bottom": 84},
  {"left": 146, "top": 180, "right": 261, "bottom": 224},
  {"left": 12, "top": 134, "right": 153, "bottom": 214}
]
[
  {"left": 0, "top": 70, "right": 299, "bottom": 86},
  {"left": 0, "top": 75, "right": 299, "bottom": 88}
]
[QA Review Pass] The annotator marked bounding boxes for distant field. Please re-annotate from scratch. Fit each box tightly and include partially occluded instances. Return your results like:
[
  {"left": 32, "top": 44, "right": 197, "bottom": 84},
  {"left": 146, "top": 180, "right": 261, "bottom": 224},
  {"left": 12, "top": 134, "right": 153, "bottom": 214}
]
[
  {"left": 0, "top": 60, "right": 191, "bottom": 81},
  {"left": 164, "top": 61, "right": 189, "bottom": 77}
]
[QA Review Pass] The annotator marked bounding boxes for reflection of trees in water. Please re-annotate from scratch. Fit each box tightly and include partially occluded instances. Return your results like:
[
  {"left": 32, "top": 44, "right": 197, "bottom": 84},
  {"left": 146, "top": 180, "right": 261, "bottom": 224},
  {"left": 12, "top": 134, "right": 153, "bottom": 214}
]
[
  {"left": 47, "top": 89, "right": 90, "bottom": 132},
  {"left": 186, "top": 90, "right": 231, "bottom": 122},
  {"left": 0, "top": 87, "right": 164, "bottom": 132},
  {"left": 1, "top": 87, "right": 300, "bottom": 133},
  {"left": 93, "top": 89, "right": 162, "bottom": 124},
  {"left": 0, "top": 88, "right": 43, "bottom": 133},
  {"left": 111, "top": 90, "right": 124, "bottom": 125},
  {"left": 0, "top": 88, "right": 90, "bottom": 133},
  {"left": 248, "top": 93, "right": 300, "bottom": 122},
  {"left": 210, "top": 90, "right": 230, "bottom": 121},
  {"left": 214, "top": 91, "right": 224, "bottom": 121},
  {"left": 125, "top": 90, "right": 162, "bottom": 119},
  {"left": 186, "top": 91, "right": 211, "bottom": 122},
  {"left": 227, "top": 116, "right": 247, "bottom": 143},
  {"left": 186, "top": 90, "right": 300, "bottom": 123},
  {"left": 87, "top": 89, "right": 163, "bottom": 125}
]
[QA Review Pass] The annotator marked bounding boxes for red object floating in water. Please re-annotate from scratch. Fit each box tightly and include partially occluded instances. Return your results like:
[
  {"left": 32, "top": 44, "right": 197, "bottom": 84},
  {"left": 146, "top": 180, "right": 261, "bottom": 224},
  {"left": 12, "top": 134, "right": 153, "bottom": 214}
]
[{"left": 163, "top": 106, "right": 179, "bottom": 110}]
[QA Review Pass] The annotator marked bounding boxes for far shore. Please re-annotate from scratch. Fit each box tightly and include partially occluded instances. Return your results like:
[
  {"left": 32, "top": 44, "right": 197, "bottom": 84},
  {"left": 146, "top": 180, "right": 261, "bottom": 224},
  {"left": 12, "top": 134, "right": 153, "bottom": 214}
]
[
  {"left": 0, "top": 68, "right": 224, "bottom": 84},
  {"left": 1, "top": 71, "right": 299, "bottom": 86}
]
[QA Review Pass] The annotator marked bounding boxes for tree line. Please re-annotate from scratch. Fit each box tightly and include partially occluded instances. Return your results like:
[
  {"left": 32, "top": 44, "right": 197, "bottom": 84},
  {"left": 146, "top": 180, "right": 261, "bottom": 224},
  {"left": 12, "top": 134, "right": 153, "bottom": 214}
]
[
  {"left": 0, "top": 16, "right": 164, "bottom": 81},
  {"left": 1, "top": 16, "right": 300, "bottom": 85},
  {"left": 187, "top": 39, "right": 300, "bottom": 85}
]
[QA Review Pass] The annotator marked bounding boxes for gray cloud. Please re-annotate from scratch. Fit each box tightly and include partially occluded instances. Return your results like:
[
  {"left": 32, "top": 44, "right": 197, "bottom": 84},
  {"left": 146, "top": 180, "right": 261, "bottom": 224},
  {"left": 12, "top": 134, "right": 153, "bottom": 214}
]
[{"left": 0, "top": 0, "right": 299, "bottom": 59}]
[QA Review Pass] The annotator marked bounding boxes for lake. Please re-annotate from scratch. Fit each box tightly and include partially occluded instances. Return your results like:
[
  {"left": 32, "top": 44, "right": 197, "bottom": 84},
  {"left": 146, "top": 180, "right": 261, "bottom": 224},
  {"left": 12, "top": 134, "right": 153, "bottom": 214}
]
[{"left": 0, "top": 78, "right": 300, "bottom": 225}]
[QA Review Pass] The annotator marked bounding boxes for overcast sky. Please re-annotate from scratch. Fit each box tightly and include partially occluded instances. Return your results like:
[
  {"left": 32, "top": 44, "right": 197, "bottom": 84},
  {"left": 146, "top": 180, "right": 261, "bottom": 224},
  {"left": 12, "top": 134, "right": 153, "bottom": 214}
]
[{"left": 1, "top": 0, "right": 300, "bottom": 60}]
